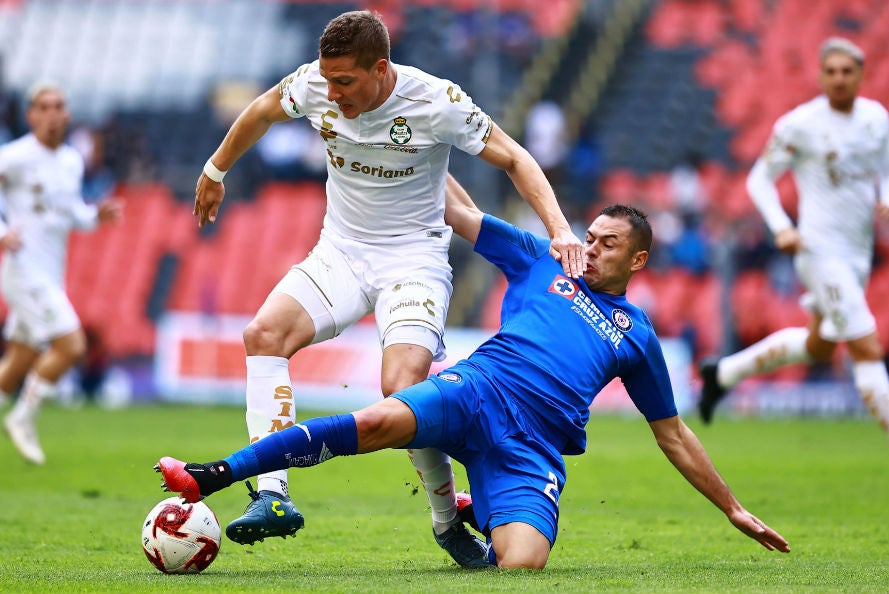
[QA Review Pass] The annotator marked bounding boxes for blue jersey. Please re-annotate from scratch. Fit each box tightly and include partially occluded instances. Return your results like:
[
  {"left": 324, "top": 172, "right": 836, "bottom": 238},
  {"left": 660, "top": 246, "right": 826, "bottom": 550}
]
[{"left": 461, "top": 214, "right": 677, "bottom": 454}]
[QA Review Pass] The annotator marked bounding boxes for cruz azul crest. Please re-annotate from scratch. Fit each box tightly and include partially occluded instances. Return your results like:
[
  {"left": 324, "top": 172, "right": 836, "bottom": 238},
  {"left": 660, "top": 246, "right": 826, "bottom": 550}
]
[{"left": 390, "top": 116, "right": 412, "bottom": 145}]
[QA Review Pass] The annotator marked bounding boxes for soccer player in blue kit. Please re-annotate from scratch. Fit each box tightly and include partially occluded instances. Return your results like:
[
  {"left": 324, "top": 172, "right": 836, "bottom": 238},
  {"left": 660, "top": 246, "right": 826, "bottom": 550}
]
[{"left": 157, "top": 179, "right": 790, "bottom": 568}]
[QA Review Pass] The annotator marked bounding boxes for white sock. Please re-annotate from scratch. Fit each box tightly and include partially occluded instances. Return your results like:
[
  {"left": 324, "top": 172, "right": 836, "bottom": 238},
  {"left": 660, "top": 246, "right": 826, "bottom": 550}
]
[
  {"left": 408, "top": 447, "right": 458, "bottom": 534},
  {"left": 0, "top": 389, "right": 10, "bottom": 408},
  {"left": 245, "top": 355, "right": 293, "bottom": 496},
  {"left": 718, "top": 327, "right": 812, "bottom": 389},
  {"left": 852, "top": 360, "right": 889, "bottom": 433},
  {"left": 9, "top": 373, "right": 55, "bottom": 420}
]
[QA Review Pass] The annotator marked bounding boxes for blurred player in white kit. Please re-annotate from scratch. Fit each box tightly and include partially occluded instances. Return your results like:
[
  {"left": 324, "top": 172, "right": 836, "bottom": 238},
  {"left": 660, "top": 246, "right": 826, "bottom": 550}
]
[
  {"left": 699, "top": 37, "right": 889, "bottom": 432},
  {"left": 0, "top": 84, "right": 122, "bottom": 463},
  {"left": 192, "top": 10, "right": 583, "bottom": 566}
]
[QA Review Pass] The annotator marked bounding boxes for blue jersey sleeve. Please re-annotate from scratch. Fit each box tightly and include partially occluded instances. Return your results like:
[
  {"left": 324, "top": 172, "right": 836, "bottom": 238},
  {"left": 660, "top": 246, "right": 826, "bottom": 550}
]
[
  {"left": 474, "top": 214, "right": 550, "bottom": 280},
  {"left": 620, "top": 330, "right": 678, "bottom": 422}
]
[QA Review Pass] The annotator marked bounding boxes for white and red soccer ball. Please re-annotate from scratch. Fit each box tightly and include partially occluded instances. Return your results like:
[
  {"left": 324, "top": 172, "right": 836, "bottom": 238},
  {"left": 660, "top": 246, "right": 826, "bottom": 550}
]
[{"left": 141, "top": 497, "right": 221, "bottom": 574}]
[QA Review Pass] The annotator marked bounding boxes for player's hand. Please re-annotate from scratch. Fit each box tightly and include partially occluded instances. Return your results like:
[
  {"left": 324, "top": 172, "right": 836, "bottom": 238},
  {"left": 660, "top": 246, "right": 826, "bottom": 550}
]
[
  {"left": 97, "top": 198, "right": 124, "bottom": 224},
  {"left": 0, "top": 229, "right": 22, "bottom": 252},
  {"left": 549, "top": 229, "right": 585, "bottom": 278},
  {"left": 727, "top": 508, "right": 790, "bottom": 553},
  {"left": 773, "top": 227, "right": 802, "bottom": 255},
  {"left": 194, "top": 173, "right": 226, "bottom": 228},
  {"left": 876, "top": 202, "right": 889, "bottom": 223}
]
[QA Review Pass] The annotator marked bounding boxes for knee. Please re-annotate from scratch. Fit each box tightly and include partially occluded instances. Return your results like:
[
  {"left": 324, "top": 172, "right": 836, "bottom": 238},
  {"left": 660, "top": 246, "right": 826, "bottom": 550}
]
[
  {"left": 354, "top": 407, "right": 388, "bottom": 437},
  {"left": 243, "top": 317, "right": 284, "bottom": 355},
  {"left": 380, "top": 372, "right": 426, "bottom": 397},
  {"left": 847, "top": 335, "right": 885, "bottom": 362},
  {"left": 495, "top": 550, "right": 548, "bottom": 570},
  {"left": 61, "top": 331, "right": 88, "bottom": 362},
  {"left": 380, "top": 351, "right": 431, "bottom": 396},
  {"left": 352, "top": 399, "right": 415, "bottom": 451},
  {"left": 805, "top": 335, "right": 835, "bottom": 364},
  {"left": 490, "top": 525, "right": 551, "bottom": 570}
]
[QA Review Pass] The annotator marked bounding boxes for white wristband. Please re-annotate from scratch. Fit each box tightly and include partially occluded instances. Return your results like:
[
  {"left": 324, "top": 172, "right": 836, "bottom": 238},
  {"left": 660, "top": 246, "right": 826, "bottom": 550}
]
[{"left": 203, "top": 159, "right": 227, "bottom": 183}]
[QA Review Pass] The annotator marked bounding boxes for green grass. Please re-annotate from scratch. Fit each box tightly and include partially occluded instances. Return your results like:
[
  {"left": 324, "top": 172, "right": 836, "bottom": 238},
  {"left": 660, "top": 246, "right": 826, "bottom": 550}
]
[{"left": 0, "top": 403, "right": 887, "bottom": 593}]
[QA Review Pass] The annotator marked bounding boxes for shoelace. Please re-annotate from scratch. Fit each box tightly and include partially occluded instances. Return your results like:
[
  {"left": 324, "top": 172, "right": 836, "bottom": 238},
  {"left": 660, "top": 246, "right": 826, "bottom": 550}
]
[{"left": 244, "top": 480, "right": 261, "bottom": 502}]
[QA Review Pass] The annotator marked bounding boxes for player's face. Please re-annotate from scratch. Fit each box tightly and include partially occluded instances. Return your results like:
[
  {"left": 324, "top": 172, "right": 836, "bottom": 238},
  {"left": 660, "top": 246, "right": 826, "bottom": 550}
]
[
  {"left": 26, "top": 89, "right": 70, "bottom": 149},
  {"left": 819, "top": 52, "right": 862, "bottom": 112},
  {"left": 319, "top": 55, "right": 389, "bottom": 119},
  {"left": 582, "top": 215, "right": 647, "bottom": 295}
]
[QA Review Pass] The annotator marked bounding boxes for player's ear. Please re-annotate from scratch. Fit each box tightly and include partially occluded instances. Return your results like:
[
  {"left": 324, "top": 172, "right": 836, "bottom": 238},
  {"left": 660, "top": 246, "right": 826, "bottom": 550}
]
[
  {"left": 630, "top": 250, "right": 648, "bottom": 272},
  {"left": 373, "top": 58, "right": 388, "bottom": 78}
]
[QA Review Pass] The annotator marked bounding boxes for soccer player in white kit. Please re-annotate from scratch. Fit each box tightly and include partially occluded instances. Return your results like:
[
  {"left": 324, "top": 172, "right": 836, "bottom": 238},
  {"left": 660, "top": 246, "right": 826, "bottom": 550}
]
[
  {"left": 698, "top": 37, "right": 889, "bottom": 432},
  {"left": 0, "top": 84, "right": 122, "bottom": 464},
  {"left": 191, "top": 11, "right": 584, "bottom": 566}
]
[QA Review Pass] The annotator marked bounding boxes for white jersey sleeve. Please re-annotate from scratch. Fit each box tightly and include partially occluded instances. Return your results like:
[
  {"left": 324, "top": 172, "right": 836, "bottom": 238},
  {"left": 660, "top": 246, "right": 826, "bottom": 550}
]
[
  {"left": 426, "top": 79, "right": 492, "bottom": 156},
  {"left": 277, "top": 63, "right": 313, "bottom": 120},
  {"left": 746, "top": 113, "right": 800, "bottom": 234}
]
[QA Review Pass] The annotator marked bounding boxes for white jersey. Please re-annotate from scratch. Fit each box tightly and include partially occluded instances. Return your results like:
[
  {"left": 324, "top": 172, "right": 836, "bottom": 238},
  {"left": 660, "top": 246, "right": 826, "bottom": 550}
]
[
  {"left": 0, "top": 133, "right": 97, "bottom": 285},
  {"left": 278, "top": 61, "right": 493, "bottom": 241},
  {"left": 747, "top": 95, "right": 889, "bottom": 264}
]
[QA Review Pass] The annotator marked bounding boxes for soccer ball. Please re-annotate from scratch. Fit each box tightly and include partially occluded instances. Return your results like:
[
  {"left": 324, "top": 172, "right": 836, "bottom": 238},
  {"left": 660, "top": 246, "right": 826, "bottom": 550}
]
[{"left": 141, "top": 497, "right": 221, "bottom": 574}]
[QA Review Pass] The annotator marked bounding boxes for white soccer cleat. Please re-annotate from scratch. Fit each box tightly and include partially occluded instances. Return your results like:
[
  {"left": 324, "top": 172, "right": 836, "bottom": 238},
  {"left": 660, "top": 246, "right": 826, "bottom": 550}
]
[{"left": 3, "top": 411, "right": 46, "bottom": 465}]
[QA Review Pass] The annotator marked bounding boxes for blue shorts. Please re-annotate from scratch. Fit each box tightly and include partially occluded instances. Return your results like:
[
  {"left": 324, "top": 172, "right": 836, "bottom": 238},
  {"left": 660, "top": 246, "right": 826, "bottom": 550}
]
[{"left": 392, "top": 364, "right": 566, "bottom": 547}]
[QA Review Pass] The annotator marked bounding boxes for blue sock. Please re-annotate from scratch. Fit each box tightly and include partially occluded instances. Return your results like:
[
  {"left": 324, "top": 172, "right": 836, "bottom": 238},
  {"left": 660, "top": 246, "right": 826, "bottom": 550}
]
[{"left": 224, "top": 414, "right": 358, "bottom": 481}]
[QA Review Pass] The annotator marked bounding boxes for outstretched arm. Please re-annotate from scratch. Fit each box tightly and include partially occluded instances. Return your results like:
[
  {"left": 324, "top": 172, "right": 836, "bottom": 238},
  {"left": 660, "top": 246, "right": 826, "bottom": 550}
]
[
  {"left": 194, "top": 86, "right": 291, "bottom": 227},
  {"left": 476, "top": 124, "right": 584, "bottom": 277},
  {"left": 648, "top": 415, "right": 790, "bottom": 553},
  {"left": 444, "top": 173, "right": 483, "bottom": 245}
]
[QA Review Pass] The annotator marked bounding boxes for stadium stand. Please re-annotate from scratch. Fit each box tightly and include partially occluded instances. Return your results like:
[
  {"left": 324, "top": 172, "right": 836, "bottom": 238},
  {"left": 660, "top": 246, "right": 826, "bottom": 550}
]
[{"left": 1, "top": 0, "right": 887, "bottom": 377}]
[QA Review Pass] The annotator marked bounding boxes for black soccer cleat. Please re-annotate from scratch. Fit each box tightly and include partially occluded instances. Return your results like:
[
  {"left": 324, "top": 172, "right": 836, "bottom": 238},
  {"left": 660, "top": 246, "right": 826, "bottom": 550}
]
[
  {"left": 225, "top": 481, "right": 305, "bottom": 545},
  {"left": 433, "top": 522, "right": 490, "bottom": 569},
  {"left": 698, "top": 356, "right": 728, "bottom": 425},
  {"left": 154, "top": 457, "right": 234, "bottom": 502}
]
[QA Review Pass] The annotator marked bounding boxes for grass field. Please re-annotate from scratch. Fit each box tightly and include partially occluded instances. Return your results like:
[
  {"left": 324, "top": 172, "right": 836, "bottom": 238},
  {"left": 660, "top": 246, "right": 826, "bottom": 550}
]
[{"left": 0, "top": 402, "right": 887, "bottom": 593}]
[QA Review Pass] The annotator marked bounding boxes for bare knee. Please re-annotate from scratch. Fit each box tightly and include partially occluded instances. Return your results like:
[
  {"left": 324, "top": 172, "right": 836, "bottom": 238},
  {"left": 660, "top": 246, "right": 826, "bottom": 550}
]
[
  {"left": 805, "top": 333, "right": 835, "bottom": 364},
  {"left": 243, "top": 315, "right": 313, "bottom": 357},
  {"left": 54, "top": 330, "right": 87, "bottom": 363},
  {"left": 490, "top": 523, "right": 551, "bottom": 570},
  {"left": 380, "top": 344, "right": 433, "bottom": 397},
  {"left": 243, "top": 317, "right": 284, "bottom": 355},
  {"left": 352, "top": 398, "right": 417, "bottom": 452}
]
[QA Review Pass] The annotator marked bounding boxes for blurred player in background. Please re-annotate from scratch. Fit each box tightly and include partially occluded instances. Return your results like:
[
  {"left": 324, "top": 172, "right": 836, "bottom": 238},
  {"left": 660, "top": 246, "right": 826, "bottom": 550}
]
[
  {"left": 699, "top": 37, "right": 889, "bottom": 431},
  {"left": 157, "top": 185, "right": 790, "bottom": 569},
  {"left": 0, "top": 84, "right": 123, "bottom": 464},
  {"left": 192, "top": 10, "right": 583, "bottom": 566}
]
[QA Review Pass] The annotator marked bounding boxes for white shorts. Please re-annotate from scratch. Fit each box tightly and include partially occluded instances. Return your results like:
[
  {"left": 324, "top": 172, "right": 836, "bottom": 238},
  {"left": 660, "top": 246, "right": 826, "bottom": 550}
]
[
  {"left": 270, "top": 228, "right": 453, "bottom": 361},
  {"left": 795, "top": 253, "right": 875, "bottom": 342},
  {"left": 1, "top": 264, "right": 80, "bottom": 349}
]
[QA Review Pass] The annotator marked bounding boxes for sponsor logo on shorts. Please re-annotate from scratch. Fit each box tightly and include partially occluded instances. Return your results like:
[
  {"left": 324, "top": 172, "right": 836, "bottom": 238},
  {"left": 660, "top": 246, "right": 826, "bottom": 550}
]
[
  {"left": 438, "top": 372, "right": 462, "bottom": 383},
  {"left": 611, "top": 309, "right": 633, "bottom": 332}
]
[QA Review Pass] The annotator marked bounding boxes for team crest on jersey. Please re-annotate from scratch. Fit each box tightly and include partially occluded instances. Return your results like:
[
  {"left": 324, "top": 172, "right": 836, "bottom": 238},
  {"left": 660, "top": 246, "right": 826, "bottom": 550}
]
[
  {"left": 438, "top": 372, "right": 462, "bottom": 383},
  {"left": 611, "top": 309, "right": 633, "bottom": 332},
  {"left": 390, "top": 116, "right": 412, "bottom": 145},
  {"left": 548, "top": 275, "right": 577, "bottom": 299}
]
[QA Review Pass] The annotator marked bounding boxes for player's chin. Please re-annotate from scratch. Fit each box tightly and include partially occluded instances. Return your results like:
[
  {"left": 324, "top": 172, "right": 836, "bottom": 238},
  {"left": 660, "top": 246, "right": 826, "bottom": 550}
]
[{"left": 338, "top": 104, "right": 358, "bottom": 118}]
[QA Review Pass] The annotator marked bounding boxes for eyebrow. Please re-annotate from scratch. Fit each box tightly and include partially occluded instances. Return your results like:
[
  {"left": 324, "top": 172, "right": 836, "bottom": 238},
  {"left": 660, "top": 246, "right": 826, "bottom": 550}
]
[{"left": 586, "top": 230, "right": 620, "bottom": 242}]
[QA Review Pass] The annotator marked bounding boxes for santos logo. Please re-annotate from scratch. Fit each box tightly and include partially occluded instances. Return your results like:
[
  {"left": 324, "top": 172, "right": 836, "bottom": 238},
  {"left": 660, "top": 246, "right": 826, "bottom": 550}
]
[{"left": 349, "top": 161, "right": 415, "bottom": 178}]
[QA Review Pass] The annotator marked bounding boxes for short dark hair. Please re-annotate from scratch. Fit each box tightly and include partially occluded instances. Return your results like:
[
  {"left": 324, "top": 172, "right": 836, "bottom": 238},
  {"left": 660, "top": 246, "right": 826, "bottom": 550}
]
[
  {"left": 599, "top": 204, "right": 652, "bottom": 252},
  {"left": 319, "top": 10, "right": 390, "bottom": 70}
]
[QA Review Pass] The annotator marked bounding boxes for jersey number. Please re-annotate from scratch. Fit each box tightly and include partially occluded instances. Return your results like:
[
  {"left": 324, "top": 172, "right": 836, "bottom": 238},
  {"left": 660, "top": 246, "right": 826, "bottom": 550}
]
[{"left": 543, "top": 472, "right": 559, "bottom": 506}]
